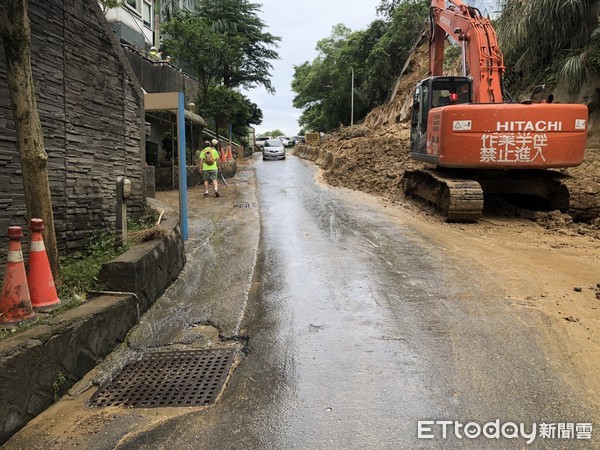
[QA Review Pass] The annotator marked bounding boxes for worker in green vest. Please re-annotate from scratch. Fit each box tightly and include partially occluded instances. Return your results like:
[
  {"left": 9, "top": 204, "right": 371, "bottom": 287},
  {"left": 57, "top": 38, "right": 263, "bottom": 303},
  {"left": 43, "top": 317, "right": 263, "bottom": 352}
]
[{"left": 198, "top": 140, "right": 220, "bottom": 197}]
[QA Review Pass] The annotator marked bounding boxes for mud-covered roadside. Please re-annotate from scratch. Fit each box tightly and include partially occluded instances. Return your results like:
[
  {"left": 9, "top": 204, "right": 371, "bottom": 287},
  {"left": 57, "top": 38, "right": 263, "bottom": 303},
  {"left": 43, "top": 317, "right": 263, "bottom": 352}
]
[
  {"left": 300, "top": 70, "right": 600, "bottom": 402},
  {"left": 310, "top": 167, "right": 600, "bottom": 423}
]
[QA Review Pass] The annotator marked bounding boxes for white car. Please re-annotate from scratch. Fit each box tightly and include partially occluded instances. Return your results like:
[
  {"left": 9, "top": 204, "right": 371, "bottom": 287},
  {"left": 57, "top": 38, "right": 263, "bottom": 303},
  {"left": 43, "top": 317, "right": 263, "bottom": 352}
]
[
  {"left": 255, "top": 136, "right": 271, "bottom": 149},
  {"left": 280, "top": 136, "right": 295, "bottom": 147},
  {"left": 262, "top": 139, "right": 286, "bottom": 160}
]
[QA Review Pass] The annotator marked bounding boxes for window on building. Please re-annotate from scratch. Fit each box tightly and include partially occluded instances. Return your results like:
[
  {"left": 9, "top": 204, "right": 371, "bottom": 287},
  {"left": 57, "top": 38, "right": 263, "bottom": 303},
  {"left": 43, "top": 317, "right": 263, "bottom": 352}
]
[
  {"left": 142, "top": 0, "right": 152, "bottom": 27},
  {"left": 126, "top": 0, "right": 138, "bottom": 9}
]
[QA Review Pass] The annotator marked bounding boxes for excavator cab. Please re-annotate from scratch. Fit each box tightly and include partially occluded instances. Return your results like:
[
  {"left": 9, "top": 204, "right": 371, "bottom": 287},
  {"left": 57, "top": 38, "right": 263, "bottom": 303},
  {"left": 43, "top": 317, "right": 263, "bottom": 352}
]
[{"left": 410, "top": 76, "right": 472, "bottom": 155}]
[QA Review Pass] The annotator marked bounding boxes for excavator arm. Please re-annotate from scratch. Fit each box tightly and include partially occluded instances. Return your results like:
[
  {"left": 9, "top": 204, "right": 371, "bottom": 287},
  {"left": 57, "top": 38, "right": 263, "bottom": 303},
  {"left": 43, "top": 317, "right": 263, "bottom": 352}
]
[{"left": 429, "top": 0, "right": 505, "bottom": 103}]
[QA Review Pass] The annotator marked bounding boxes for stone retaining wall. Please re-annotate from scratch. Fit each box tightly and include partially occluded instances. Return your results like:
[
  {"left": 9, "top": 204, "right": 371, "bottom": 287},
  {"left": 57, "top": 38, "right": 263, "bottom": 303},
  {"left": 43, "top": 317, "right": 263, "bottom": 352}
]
[{"left": 97, "top": 224, "right": 186, "bottom": 312}]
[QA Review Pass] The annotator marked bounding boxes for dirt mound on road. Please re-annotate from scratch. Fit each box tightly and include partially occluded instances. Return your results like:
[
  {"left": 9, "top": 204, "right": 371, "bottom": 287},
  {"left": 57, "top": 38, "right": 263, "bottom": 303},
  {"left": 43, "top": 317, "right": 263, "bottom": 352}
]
[{"left": 319, "top": 123, "right": 422, "bottom": 200}]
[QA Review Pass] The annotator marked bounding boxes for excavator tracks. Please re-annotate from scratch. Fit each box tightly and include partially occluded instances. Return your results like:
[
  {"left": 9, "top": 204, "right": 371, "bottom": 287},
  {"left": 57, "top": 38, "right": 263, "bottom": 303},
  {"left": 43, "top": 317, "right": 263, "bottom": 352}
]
[
  {"left": 403, "top": 168, "right": 575, "bottom": 223},
  {"left": 403, "top": 169, "right": 484, "bottom": 222}
]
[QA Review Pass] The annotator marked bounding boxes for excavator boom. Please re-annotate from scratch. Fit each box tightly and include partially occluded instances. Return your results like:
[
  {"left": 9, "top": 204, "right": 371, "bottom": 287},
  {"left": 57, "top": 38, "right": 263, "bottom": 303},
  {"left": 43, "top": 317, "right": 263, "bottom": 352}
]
[{"left": 430, "top": 0, "right": 504, "bottom": 103}]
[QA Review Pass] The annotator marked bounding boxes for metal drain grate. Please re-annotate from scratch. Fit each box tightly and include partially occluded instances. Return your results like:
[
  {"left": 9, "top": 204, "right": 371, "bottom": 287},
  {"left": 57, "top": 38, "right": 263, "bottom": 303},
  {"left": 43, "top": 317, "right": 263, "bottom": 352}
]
[{"left": 90, "top": 349, "right": 235, "bottom": 408}]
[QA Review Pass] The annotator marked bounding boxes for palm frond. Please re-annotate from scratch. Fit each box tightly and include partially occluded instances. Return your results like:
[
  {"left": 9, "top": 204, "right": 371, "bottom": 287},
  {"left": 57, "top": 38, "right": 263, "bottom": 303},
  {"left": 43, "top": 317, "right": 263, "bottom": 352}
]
[
  {"left": 498, "top": 0, "right": 599, "bottom": 86},
  {"left": 559, "top": 53, "right": 587, "bottom": 93}
]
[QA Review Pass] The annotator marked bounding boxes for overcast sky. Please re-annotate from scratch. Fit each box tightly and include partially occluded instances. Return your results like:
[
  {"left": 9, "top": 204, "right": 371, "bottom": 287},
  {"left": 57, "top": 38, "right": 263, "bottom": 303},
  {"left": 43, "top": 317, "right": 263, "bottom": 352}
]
[{"left": 242, "top": 0, "right": 381, "bottom": 137}]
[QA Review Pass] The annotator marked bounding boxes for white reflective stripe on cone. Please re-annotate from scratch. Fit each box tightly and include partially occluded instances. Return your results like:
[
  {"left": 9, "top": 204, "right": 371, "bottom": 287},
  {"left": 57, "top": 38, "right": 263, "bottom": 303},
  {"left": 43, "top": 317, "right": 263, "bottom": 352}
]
[
  {"left": 7, "top": 250, "right": 24, "bottom": 263},
  {"left": 30, "top": 240, "right": 45, "bottom": 251}
]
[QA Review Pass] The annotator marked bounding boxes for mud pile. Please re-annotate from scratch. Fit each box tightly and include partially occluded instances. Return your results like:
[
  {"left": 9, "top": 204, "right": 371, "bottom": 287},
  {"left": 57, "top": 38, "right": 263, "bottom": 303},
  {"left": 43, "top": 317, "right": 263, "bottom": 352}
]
[
  {"left": 305, "top": 41, "right": 430, "bottom": 202},
  {"left": 295, "top": 36, "right": 600, "bottom": 235},
  {"left": 318, "top": 123, "right": 419, "bottom": 200}
]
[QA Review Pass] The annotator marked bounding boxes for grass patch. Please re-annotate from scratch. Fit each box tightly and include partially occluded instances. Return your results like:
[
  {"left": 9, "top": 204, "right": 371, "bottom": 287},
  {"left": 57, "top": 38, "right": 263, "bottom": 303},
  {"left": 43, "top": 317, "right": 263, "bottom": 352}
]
[
  {"left": 57, "top": 231, "right": 128, "bottom": 301},
  {"left": 0, "top": 320, "right": 37, "bottom": 339},
  {"left": 53, "top": 371, "right": 67, "bottom": 402},
  {"left": 58, "top": 204, "right": 159, "bottom": 300}
]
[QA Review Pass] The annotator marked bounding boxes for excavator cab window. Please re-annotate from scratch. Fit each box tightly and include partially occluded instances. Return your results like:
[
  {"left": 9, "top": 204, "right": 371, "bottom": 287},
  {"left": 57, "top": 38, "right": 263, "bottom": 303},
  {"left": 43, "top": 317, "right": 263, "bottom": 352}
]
[{"left": 431, "top": 78, "right": 472, "bottom": 107}]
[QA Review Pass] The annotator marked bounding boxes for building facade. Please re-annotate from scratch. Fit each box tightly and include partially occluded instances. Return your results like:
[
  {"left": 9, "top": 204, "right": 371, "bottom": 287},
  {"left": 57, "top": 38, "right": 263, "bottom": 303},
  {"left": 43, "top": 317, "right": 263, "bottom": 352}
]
[
  {"left": 103, "top": 0, "right": 198, "bottom": 52},
  {"left": 104, "top": 0, "right": 156, "bottom": 49}
]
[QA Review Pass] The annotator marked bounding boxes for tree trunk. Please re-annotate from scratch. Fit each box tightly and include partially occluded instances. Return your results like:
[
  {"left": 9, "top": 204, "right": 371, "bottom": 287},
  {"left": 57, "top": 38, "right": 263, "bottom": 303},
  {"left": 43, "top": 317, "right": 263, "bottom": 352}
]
[{"left": 0, "top": 0, "right": 59, "bottom": 278}]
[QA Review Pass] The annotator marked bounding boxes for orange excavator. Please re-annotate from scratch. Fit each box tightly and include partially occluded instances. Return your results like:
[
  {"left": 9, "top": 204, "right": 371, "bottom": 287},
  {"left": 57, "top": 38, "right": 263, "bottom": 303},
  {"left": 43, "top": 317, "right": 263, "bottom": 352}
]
[{"left": 403, "top": 0, "right": 588, "bottom": 221}]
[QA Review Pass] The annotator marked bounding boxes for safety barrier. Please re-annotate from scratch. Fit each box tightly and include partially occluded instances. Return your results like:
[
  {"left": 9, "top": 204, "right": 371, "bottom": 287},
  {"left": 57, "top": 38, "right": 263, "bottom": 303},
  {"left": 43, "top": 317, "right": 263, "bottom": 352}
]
[{"left": 293, "top": 144, "right": 336, "bottom": 171}]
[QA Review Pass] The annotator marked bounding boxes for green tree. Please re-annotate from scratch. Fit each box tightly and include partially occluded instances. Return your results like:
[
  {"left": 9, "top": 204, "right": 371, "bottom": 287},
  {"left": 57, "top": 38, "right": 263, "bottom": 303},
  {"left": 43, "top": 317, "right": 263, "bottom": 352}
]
[
  {"left": 291, "top": 1, "right": 428, "bottom": 132},
  {"left": 163, "top": 0, "right": 280, "bottom": 96},
  {"left": 162, "top": 0, "right": 279, "bottom": 138},
  {"left": 162, "top": 11, "right": 243, "bottom": 104},
  {"left": 263, "top": 129, "right": 284, "bottom": 137},
  {"left": 193, "top": 0, "right": 280, "bottom": 91},
  {"left": 362, "top": 0, "right": 429, "bottom": 105},
  {"left": 498, "top": 0, "right": 600, "bottom": 94},
  {"left": 292, "top": 25, "right": 358, "bottom": 131},
  {"left": 99, "top": 0, "right": 122, "bottom": 12},
  {"left": 376, "top": 0, "right": 404, "bottom": 18},
  {"left": 205, "top": 85, "right": 262, "bottom": 143}
]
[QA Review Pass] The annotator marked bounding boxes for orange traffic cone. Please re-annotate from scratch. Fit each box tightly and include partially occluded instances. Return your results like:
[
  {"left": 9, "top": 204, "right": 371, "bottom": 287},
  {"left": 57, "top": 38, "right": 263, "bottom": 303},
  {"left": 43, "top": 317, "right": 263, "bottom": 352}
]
[
  {"left": 225, "top": 145, "right": 233, "bottom": 161},
  {"left": 27, "top": 218, "right": 60, "bottom": 310},
  {"left": 220, "top": 147, "right": 227, "bottom": 162},
  {"left": 0, "top": 226, "right": 35, "bottom": 325}
]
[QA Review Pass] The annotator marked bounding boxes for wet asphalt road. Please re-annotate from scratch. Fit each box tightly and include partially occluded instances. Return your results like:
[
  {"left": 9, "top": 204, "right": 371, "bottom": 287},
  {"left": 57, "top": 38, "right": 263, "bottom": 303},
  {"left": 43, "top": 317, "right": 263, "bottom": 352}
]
[{"left": 113, "top": 154, "right": 595, "bottom": 449}]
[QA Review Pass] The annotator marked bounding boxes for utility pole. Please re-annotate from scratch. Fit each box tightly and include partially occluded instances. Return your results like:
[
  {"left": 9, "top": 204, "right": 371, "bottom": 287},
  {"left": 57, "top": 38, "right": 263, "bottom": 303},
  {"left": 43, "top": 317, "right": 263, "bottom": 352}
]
[
  {"left": 154, "top": 0, "right": 160, "bottom": 47},
  {"left": 349, "top": 63, "right": 354, "bottom": 126},
  {"left": 336, "top": 59, "right": 354, "bottom": 126}
]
